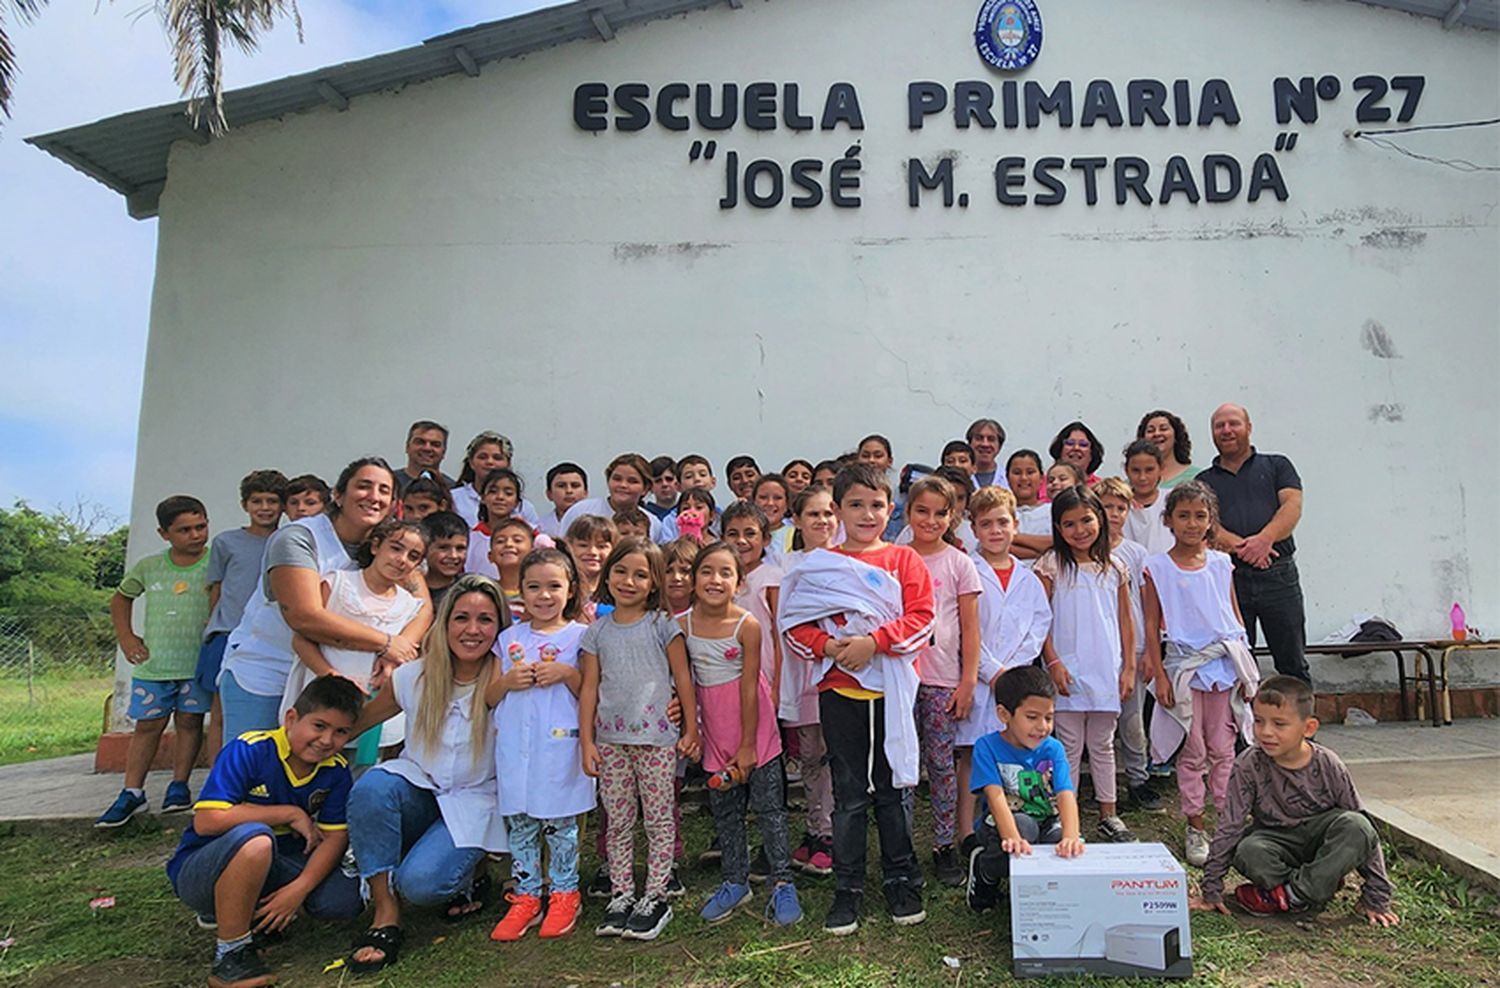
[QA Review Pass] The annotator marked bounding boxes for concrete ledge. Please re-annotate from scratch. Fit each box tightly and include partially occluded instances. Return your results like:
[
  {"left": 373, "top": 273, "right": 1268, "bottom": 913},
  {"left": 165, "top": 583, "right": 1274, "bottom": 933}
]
[{"left": 1365, "top": 796, "right": 1500, "bottom": 892}]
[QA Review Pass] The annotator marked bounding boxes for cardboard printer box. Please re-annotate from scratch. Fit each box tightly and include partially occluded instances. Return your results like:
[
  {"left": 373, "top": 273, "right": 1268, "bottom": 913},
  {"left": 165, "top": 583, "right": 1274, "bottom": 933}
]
[{"left": 1010, "top": 841, "right": 1192, "bottom": 979}]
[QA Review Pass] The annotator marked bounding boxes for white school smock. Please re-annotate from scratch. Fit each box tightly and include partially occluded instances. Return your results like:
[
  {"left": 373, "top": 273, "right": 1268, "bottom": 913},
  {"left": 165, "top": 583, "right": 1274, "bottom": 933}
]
[
  {"left": 1124, "top": 497, "right": 1174, "bottom": 556},
  {"left": 777, "top": 549, "right": 923, "bottom": 787},
  {"left": 1113, "top": 538, "right": 1148, "bottom": 660},
  {"left": 493, "top": 622, "right": 595, "bottom": 819},
  {"left": 559, "top": 497, "right": 663, "bottom": 542},
  {"left": 956, "top": 555, "right": 1052, "bottom": 747},
  {"left": 1143, "top": 550, "right": 1246, "bottom": 652},
  {"left": 451, "top": 484, "right": 481, "bottom": 528},
  {"left": 224, "top": 513, "right": 354, "bottom": 696},
  {"left": 1035, "top": 553, "right": 1126, "bottom": 715},
  {"left": 277, "top": 569, "right": 422, "bottom": 745},
  {"left": 464, "top": 527, "right": 500, "bottom": 581},
  {"left": 1014, "top": 504, "right": 1052, "bottom": 570},
  {"left": 370, "top": 660, "right": 508, "bottom": 852}
]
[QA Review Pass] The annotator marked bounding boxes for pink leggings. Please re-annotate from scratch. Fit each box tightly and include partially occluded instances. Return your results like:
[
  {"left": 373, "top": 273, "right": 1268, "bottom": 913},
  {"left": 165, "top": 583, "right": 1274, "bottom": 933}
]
[
  {"left": 796, "top": 724, "right": 833, "bottom": 839},
  {"left": 1178, "top": 688, "right": 1237, "bottom": 817},
  {"left": 1053, "top": 710, "right": 1118, "bottom": 805},
  {"left": 597, "top": 743, "right": 678, "bottom": 899}
]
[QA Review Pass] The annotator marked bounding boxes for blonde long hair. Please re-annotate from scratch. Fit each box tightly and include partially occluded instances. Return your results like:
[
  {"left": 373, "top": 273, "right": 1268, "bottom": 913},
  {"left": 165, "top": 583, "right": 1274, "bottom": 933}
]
[{"left": 414, "top": 573, "right": 508, "bottom": 764}]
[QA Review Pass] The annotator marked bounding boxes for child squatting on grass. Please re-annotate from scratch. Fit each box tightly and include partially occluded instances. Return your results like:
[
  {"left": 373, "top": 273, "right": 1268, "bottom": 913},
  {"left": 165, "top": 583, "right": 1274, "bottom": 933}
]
[
  {"left": 165, "top": 676, "right": 366, "bottom": 988},
  {"left": 1191, "top": 675, "right": 1399, "bottom": 926}
]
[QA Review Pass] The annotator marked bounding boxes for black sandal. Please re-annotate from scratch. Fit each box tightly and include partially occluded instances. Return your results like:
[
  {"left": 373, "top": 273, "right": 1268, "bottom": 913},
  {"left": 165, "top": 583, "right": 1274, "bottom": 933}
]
[
  {"left": 442, "top": 871, "right": 492, "bottom": 923},
  {"left": 348, "top": 925, "right": 403, "bottom": 974}
]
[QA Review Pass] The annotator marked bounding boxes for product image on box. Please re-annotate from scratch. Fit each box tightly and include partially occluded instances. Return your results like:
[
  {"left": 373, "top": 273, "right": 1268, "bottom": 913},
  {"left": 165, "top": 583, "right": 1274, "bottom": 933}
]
[
  {"left": 1010, "top": 843, "right": 1193, "bottom": 979},
  {"left": 1105, "top": 924, "right": 1183, "bottom": 972}
]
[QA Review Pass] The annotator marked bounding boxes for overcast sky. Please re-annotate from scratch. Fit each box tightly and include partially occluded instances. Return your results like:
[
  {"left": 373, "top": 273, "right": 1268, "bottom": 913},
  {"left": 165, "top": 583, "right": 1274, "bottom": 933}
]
[{"left": 1, "top": 1, "right": 558, "bottom": 525}]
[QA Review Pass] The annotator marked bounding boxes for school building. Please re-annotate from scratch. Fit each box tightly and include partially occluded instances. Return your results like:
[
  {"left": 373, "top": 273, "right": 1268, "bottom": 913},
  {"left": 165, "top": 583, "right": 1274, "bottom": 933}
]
[{"left": 30, "top": 0, "right": 1499, "bottom": 722}]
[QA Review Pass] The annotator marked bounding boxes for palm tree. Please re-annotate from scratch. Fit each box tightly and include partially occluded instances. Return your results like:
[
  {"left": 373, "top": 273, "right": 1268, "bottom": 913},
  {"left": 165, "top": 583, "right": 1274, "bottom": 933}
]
[{"left": 1, "top": 0, "right": 300, "bottom": 135}]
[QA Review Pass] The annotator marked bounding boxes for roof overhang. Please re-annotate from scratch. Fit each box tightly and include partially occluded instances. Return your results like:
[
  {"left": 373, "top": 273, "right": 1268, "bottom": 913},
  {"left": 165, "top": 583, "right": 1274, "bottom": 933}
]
[{"left": 26, "top": 0, "right": 1496, "bottom": 220}]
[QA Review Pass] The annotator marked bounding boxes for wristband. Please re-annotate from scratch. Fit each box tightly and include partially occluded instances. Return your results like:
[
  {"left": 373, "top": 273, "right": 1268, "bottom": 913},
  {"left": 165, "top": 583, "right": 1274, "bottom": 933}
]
[{"left": 376, "top": 633, "right": 391, "bottom": 659}]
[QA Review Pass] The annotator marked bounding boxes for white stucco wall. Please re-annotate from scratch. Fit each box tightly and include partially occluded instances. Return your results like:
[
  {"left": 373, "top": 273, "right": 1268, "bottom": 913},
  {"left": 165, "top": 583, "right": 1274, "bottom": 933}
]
[{"left": 117, "top": 0, "right": 1499, "bottom": 715}]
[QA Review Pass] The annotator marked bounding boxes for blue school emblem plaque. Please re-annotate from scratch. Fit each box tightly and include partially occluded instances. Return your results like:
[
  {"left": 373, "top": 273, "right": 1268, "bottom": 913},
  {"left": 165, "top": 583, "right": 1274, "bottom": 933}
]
[{"left": 975, "top": 0, "right": 1043, "bottom": 71}]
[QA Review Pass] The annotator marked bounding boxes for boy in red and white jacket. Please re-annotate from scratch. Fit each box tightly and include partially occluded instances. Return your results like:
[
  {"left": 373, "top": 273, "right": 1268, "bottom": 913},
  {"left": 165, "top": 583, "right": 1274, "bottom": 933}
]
[{"left": 785, "top": 464, "right": 935, "bottom": 937}]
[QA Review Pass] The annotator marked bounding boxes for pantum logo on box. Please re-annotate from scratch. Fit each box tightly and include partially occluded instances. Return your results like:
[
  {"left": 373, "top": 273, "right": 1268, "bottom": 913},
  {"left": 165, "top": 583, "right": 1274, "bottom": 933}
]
[{"left": 1112, "top": 879, "right": 1182, "bottom": 891}]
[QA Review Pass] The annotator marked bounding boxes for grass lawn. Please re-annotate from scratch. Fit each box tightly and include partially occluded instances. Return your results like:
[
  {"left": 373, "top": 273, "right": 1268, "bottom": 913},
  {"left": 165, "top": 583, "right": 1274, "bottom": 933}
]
[
  {"left": 1, "top": 779, "right": 1496, "bottom": 988},
  {"left": 0, "top": 675, "right": 111, "bottom": 766}
]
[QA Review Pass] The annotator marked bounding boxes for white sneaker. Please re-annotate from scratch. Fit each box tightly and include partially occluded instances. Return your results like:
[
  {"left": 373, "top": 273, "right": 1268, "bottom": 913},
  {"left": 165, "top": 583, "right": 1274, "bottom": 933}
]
[{"left": 1185, "top": 826, "right": 1210, "bottom": 867}]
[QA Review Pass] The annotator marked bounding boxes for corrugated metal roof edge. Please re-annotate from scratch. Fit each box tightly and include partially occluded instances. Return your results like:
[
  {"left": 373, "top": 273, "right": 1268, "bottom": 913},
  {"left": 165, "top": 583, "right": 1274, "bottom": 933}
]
[
  {"left": 26, "top": 0, "right": 1496, "bottom": 220},
  {"left": 25, "top": 0, "right": 733, "bottom": 218}
]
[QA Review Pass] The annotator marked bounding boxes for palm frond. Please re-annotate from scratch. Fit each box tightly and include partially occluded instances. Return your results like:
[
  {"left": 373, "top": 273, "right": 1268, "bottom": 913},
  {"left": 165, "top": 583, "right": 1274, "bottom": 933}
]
[
  {"left": 157, "top": 0, "right": 300, "bottom": 136},
  {"left": 0, "top": 0, "right": 48, "bottom": 122}
]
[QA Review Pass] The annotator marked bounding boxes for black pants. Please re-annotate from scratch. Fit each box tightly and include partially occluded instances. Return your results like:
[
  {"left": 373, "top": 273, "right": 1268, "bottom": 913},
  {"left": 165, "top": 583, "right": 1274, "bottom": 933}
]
[
  {"left": 1233, "top": 557, "right": 1311, "bottom": 684},
  {"left": 819, "top": 691, "right": 922, "bottom": 894},
  {"left": 972, "top": 812, "right": 1062, "bottom": 885}
]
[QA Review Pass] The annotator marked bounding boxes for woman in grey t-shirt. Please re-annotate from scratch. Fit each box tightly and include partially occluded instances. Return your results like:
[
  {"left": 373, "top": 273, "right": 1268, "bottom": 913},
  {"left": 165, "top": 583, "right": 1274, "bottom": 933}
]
[{"left": 220, "top": 458, "right": 430, "bottom": 738}]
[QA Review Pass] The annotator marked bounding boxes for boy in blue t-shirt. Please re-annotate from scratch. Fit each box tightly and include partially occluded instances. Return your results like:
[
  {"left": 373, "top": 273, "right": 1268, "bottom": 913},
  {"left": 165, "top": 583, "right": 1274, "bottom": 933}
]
[
  {"left": 166, "top": 677, "right": 365, "bottom": 988},
  {"left": 965, "top": 665, "right": 1085, "bottom": 912}
]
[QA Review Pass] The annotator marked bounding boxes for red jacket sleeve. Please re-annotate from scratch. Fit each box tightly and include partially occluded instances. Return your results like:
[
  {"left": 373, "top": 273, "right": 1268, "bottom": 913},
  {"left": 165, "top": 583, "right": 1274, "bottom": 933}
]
[
  {"left": 786, "top": 622, "right": 831, "bottom": 662},
  {"left": 870, "top": 546, "right": 935, "bottom": 656}
]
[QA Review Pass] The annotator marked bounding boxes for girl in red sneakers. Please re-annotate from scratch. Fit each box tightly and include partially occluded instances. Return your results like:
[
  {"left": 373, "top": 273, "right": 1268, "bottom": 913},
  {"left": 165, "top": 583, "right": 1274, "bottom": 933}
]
[{"left": 488, "top": 549, "right": 595, "bottom": 941}]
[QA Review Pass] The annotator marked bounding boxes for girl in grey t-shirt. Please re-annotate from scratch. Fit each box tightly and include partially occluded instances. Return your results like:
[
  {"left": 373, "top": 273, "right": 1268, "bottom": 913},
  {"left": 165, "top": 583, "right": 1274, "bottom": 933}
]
[{"left": 579, "top": 539, "right": 700, "bottom": 940}]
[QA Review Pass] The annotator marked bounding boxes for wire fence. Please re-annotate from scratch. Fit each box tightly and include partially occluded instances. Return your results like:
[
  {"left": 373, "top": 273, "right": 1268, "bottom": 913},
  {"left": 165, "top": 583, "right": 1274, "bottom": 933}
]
[{"left": 0, "top": 611, "right": 119, "bottom": 765}]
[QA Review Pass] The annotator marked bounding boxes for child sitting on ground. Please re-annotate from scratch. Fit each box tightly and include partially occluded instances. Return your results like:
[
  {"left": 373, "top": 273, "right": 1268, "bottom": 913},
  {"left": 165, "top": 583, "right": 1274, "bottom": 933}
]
[
  {"left": 965, "top": 665, "right": 1084, "bottom": 912},
  {"left": 1192, "top": 675, "right": 1398, "bottom": 926},
  {"left": 165, "top": 676, "right": 365, "bottom": 988},
  {"left": 97, "top": 496, "right": 213, "bottom": 828}
]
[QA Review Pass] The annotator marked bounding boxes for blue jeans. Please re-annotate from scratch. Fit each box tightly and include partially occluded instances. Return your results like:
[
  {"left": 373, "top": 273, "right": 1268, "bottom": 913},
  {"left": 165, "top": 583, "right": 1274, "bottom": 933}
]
[
  {"left": 346, "top": 769, "right": 486, "bottom": 907},
  {"left": 506, "top": 814, "right": 580, "bottom": 896},
  {"left": 219, "top": 668, "right": 284, "bottom": 741},
  {"left": 170, "top": 822, "right": 362, "bottom": 921}
]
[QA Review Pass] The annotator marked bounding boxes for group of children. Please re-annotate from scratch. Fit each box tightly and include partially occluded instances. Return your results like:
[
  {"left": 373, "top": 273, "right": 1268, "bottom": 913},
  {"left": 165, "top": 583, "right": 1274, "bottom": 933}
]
[{"left": 101, "top": 424, "right": 1396, "bottom": 988}]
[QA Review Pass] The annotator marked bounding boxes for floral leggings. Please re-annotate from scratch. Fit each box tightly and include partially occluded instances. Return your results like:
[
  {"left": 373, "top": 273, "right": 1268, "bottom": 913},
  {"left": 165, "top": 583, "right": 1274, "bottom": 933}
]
[
  {"left": 915, "top": 685, "right": 959, "bottom": 849},
  {"left": 597, "top": 743, "right": 677, "bottom": 900}
]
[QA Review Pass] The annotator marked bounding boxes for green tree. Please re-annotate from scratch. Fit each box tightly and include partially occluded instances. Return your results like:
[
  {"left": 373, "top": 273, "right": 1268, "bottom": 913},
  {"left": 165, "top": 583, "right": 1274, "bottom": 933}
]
[{"left": 0, "top": 501, "right": 127, "bottom": 666}]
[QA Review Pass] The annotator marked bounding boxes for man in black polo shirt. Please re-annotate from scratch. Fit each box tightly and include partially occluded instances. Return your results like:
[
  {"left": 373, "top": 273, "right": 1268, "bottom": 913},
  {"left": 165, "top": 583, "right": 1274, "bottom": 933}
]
[
  {"left": 393, "top": 419, "right": 455, "bottom": 492},
  {"left": 1200, "top": 404, "right": 1312, "bottom": 683}
]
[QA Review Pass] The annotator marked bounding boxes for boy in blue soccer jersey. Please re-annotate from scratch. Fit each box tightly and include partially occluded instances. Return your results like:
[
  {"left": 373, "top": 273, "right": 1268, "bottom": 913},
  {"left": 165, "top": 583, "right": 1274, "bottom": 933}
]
[
  {"left": 166, "top": 677, "right": 365, "bottom": 988},
  {"left": 964, "top": 665, "right": 1085, "bottom": 913}
]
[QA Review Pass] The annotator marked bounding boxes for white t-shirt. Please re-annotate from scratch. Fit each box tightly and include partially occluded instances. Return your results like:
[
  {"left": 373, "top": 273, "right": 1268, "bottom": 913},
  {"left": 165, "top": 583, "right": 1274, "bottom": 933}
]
[{"left": 1124, "top": 496, "right": 1174, "bottom": 556}]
